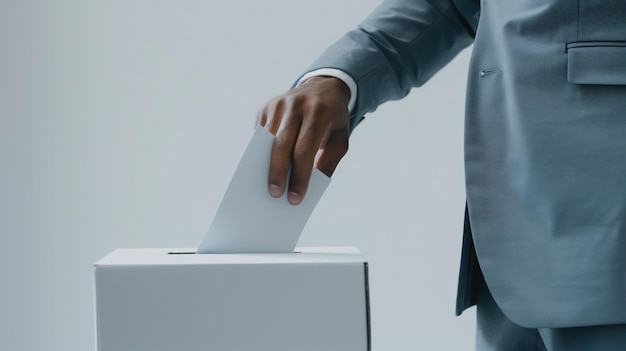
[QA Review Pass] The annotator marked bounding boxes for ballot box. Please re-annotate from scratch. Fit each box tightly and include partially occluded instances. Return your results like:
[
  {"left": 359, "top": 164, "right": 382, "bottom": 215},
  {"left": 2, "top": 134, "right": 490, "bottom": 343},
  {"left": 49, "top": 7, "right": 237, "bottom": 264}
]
[{"left": 94, "top": 247, "right": 370, "bottom": 351}]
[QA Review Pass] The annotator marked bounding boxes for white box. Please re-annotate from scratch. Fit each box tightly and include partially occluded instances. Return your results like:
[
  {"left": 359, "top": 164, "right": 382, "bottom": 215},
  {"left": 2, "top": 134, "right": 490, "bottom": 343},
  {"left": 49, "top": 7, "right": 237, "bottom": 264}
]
[{"left": 94, "top": 247, "right": 370, "bottom": 351}]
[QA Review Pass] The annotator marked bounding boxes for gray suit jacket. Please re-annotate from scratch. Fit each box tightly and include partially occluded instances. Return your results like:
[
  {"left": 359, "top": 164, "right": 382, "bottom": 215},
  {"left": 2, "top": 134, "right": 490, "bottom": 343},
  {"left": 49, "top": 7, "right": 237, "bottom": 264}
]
[{"left": 304, "top": 0, "right": 626, "bottom": 328}]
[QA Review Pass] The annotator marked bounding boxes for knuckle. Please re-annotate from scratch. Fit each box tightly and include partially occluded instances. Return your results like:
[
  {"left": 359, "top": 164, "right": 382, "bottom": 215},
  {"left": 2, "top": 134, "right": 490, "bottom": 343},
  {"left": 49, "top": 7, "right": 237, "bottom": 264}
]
[
  {"left": 290, "top": 93, "right": 308, "bottom": 109},
  {"left": 273, "top": 134, "right": 293, "bottom": 149},
  {"left": 310, "top": 102, "right": 330, "bottom": 117},
  {"left": 266, "top": 96, "right": 280, "bottom": 109},
  {"left": 293, "top": 147, "right": 314, "bottom": 161}
]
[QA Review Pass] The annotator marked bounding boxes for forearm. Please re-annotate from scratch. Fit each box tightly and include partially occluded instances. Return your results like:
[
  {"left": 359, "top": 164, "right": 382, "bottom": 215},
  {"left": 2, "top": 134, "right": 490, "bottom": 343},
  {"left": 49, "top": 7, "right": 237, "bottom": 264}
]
[{"left": 302, "top": 0, "right": 480, "bottom": 130}]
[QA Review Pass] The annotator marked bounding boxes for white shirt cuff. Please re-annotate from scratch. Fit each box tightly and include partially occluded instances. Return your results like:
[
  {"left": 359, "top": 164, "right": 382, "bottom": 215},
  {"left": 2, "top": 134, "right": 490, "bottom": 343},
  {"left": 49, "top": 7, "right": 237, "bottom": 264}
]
[{"left": 296, "top": 68, "right": 357, "bottom": 114}]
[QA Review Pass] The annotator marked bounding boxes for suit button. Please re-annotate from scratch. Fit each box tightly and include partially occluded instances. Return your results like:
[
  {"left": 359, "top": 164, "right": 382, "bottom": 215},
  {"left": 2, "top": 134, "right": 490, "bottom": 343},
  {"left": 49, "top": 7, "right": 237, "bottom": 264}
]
[{"left": 480, "top": 69, "right": 500, "bottom": 78}]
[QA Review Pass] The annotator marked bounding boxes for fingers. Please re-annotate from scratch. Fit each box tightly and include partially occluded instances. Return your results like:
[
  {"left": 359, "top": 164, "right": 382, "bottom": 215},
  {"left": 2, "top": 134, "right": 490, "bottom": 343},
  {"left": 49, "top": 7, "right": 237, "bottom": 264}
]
[
  {"left": 265, "top": 98, "right": 329, "bottom": 205},
  {"left": 287, "top": 114, "right": 327, "bottom": 205},
  {"left": 262, "top": 98, "right": 296, "bottom": 200},
  {"left": 268, "top": 108, "right": 301, "bottom": 200},
  {"left": 260, "top": 76, "right": 351, "bottom": 205},
  {"left": 258, "top": 98, "right": 285, "bottom": 133},
  {"left": 314, "top": 126, "right": 349, "bottom": 177}
]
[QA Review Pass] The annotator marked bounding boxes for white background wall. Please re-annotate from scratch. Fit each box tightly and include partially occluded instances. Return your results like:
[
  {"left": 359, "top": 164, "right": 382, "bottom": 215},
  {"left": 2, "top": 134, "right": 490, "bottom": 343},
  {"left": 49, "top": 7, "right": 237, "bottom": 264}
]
[{"left": 1, "top": 1, "right": 475, "bottom": 350}]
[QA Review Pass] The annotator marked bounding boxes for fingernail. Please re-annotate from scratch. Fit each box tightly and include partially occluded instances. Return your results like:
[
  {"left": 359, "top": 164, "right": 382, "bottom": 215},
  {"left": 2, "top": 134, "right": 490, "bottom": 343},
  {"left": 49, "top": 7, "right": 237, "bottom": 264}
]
[
  {"left": 288, "top": 192, "right": 302, "bottom": 205},
  {"left": 269, "top": 184, "right": 282, "bottom": 198}
]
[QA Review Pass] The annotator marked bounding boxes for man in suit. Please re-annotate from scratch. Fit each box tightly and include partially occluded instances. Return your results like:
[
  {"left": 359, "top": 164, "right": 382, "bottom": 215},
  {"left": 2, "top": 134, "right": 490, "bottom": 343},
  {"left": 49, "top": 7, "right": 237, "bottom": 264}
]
[{"left": 257, "top": 1, "right": 626, "bottom": 349}]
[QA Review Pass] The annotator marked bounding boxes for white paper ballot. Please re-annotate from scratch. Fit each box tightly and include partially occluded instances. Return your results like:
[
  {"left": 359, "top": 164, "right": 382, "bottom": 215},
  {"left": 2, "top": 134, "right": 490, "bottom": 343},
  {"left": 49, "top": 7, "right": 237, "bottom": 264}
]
[{"left": 196, "top": 127, "right": 331, "bottom": 253}]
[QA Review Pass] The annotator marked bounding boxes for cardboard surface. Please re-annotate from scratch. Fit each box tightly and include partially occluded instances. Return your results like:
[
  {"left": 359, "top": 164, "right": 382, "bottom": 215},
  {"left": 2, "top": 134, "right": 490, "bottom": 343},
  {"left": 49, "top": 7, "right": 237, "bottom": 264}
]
[{"left": 94, "top": 247, "right": 370, "bottom": 351}]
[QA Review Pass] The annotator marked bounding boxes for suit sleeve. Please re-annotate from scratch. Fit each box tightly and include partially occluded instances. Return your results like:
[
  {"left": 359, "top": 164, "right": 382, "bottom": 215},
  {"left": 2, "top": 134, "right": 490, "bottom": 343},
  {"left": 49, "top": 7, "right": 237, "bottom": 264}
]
[{"left": 302, "top": 0, "right": 480, "bottom": 131}]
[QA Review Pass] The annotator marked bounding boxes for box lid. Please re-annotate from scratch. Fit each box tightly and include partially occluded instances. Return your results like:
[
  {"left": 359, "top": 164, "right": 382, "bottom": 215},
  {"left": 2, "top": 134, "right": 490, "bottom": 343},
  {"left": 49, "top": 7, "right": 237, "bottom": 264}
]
[{"left": 94, "top": 247, "right": 366, "bottom": 266}]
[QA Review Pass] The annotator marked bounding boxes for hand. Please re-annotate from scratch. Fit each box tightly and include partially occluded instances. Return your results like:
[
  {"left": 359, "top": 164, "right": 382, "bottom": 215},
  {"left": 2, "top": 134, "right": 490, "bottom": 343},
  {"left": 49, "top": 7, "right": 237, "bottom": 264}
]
[{"left": 257, "top": 76, "right": 351, "bottom": 205}]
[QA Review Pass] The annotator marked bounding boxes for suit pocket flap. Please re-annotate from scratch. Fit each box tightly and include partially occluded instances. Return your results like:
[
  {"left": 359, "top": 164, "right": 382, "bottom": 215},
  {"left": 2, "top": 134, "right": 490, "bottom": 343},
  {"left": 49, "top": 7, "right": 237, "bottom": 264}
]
[{"left": 567, "top": 42, "right": 626, "bottom": 85}]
